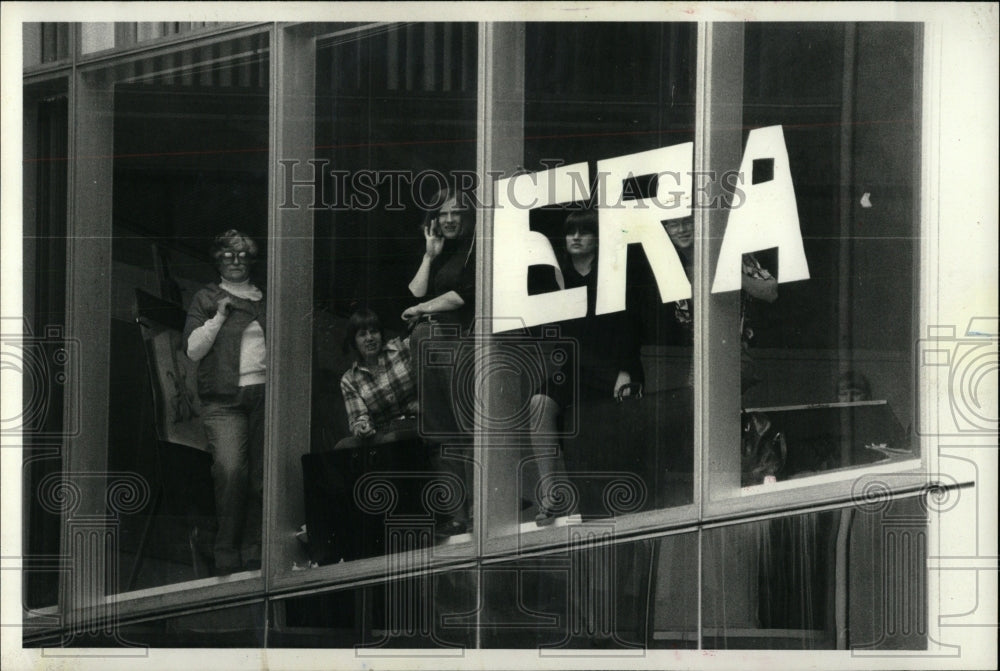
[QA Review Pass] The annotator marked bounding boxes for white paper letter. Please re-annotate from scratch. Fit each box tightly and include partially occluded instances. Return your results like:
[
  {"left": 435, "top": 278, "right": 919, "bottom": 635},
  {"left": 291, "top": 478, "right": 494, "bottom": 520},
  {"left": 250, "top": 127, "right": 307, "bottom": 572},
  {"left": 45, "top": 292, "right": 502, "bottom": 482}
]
[
  {"left": 595, "top": 143, "right": 694, "bottom": 316},
  {"left": 711, "top": 126, "right": 809, "bottom": 293},
  {"left": 492, "top": 163, "right": 591, "bottom": 333}
]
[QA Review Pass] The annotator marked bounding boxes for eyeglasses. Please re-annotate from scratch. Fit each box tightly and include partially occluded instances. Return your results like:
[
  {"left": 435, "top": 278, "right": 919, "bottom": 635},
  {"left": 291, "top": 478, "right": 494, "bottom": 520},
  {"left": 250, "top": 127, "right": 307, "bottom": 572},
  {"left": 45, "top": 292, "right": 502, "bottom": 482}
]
[{"left": 219, "top": 251, "right": 252, "bottom": 264}]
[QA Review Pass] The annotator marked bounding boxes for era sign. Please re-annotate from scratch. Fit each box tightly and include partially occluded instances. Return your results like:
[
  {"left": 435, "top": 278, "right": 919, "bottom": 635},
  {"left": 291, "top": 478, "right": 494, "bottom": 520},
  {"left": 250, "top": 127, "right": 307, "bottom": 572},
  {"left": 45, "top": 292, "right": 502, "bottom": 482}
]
[{"left": 491, "top": 125, "right": 810, "bottom": 333}]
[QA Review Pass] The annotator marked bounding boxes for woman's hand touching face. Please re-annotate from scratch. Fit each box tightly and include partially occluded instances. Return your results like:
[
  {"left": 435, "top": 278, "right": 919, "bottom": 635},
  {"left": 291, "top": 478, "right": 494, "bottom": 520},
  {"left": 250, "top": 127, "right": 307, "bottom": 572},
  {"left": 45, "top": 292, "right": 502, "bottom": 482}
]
[{"left": 424, "top": 221, "right": 445, "bottom": 259}]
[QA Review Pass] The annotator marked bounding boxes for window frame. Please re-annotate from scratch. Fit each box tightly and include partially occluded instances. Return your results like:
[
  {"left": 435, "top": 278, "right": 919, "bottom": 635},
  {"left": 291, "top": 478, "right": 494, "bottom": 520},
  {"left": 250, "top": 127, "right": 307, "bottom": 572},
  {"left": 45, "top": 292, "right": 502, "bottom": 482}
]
[
  {"left": 55, "top": 25, "right": 274, "bottom": 626},
  {"left": 698, "top": 21, "right": 935, "bottom": 521},
  {"left": 269, "top": 20, "right": 483, "bottom": 594}
]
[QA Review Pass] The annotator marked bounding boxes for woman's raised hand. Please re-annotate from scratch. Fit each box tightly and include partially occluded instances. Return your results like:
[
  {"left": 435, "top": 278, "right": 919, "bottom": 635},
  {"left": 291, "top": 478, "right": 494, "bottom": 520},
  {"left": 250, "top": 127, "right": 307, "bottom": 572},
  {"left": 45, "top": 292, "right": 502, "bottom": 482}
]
[{"left": 424, "top": 221, "right": 444, "bottom": 259}]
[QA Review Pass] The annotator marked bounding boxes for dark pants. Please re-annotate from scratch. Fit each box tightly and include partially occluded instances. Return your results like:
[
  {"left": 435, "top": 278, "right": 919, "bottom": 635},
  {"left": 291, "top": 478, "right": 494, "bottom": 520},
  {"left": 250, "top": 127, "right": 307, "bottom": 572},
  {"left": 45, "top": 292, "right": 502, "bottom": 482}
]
[
  {"left": 410, "top": 319, "right": 467, "bottom": 437},
  {"left": 411, "top": 319, "right": 473, "bottom": 524},
  {"left": 201, "top": 383, "right": 264, "bottom": 570}
]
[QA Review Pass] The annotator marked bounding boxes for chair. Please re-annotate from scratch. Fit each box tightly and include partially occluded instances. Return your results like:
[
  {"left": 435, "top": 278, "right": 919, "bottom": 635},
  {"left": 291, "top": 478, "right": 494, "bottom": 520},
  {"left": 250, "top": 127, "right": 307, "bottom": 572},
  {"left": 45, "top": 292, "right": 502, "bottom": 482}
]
[{"left": 129, "top": 289, "right": 215, "bottom": 588}]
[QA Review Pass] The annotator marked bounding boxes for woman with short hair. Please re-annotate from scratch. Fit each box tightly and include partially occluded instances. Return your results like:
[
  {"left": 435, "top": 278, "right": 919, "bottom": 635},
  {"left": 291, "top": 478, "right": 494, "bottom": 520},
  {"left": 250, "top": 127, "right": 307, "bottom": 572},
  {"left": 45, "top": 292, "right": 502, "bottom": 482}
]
[
  {"left": 183, "top": 229, "right": 266, "bottom": 575},
  {"left": 340, "top": 308, "right": 418, "bottom": 438}
]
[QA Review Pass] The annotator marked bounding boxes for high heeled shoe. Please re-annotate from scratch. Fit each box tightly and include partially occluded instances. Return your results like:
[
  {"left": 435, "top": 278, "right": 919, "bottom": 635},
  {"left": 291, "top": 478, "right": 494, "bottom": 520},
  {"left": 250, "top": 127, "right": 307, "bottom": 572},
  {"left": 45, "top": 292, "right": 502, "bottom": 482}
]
[{"left": 535, "top": 509, "right": 556, "bottom": 527}]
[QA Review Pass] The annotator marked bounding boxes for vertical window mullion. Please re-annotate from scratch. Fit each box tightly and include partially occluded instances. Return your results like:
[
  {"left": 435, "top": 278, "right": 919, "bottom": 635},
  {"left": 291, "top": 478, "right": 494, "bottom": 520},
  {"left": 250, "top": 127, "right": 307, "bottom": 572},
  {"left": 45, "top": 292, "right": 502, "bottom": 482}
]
[
  {"left": 477, "top": 20, "right": 525, "bottom": 554},
  {"left": 63, "top": 65, "right": 114, "bottom": 635},
  {"left": 695, "top": 20, "right": 746, "bottom": 648},
  {"left": 697, "top": 23, "right": 745, "bottom": 510},
  {"left": 266, "top": 23, "right": 315, "bottom": 586}
]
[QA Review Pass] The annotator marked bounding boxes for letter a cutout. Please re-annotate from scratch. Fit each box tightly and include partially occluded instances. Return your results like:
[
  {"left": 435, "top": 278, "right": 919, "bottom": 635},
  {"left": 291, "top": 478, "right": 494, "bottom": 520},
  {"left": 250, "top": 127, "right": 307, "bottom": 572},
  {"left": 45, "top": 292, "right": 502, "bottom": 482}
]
[{"left": 711, "top": 126, "right": 809, "bottom": 293}]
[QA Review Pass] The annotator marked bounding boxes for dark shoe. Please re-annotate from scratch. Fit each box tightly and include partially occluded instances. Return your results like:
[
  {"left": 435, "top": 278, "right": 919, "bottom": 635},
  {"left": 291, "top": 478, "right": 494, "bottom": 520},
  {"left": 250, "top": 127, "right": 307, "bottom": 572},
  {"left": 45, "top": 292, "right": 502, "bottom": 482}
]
[
  {"left": 213, "top": 563, "right": 241, "bottom": 577},
  {"left": 435, "top": 519, "right": 468, "bottom": 539}
]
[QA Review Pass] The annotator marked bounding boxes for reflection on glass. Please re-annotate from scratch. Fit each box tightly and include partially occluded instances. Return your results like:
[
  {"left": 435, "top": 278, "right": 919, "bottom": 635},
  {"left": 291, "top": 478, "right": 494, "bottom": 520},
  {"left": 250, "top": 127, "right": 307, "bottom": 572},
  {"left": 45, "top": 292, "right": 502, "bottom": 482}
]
[
  {"left": 23, "top": 83, "right": 69, "bottom": 612},
  {"left": 480, "top": 533, "right": 696, "bottom": 648},
  {"left": 306, "top": 24, "right": 479, "bottom": 565},
  {"left": 24, "top": 602, "right": 267, "bottom": 648},
  {"left": 703, "top": 499, "right": 927, "bottom": 650},
  {"left": 107, "top": 37, "right": 270, "bottom": 591},
  {"left": 269, "top": 569, "right": 478, "bottom": 649},
  {"left": 514, "top": 23, "right": 698, "bottom": 529},
  {"left": 737, "top": 23, "right": 920, "bottom": 486}
]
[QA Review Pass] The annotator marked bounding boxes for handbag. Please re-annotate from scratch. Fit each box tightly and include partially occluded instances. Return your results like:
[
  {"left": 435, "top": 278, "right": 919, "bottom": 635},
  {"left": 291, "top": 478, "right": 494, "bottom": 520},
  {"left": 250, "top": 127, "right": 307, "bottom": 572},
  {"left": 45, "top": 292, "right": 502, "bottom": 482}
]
[{"left": 741, "top": 412, "right": 787, "bottom": 486}]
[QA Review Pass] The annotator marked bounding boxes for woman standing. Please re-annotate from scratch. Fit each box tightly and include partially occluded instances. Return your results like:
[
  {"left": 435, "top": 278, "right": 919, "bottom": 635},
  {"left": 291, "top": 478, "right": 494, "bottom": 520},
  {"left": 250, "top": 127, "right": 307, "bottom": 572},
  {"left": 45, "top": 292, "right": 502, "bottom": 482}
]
[
  {"left": 402, "top": 186, "right": 476, "bottom": 537},
  {"left": 183, "top": 229, "right": 265, "bottom": 575}
]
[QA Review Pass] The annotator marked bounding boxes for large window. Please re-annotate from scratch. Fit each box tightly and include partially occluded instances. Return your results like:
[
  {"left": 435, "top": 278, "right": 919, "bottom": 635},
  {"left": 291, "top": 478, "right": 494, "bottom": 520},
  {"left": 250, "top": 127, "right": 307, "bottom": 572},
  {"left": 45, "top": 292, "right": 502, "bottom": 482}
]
[
  {"left": 31, "top": 30, "right": 274, "bottom": 606},
  {"left": 705, "top": 23, "right": 922, "bottom": 511},
  {"left": 483, "top": 23, "right": 700, "bottom": 546},
  {"left": 289, "top": 24, "right": 479, "bottom": 582}
]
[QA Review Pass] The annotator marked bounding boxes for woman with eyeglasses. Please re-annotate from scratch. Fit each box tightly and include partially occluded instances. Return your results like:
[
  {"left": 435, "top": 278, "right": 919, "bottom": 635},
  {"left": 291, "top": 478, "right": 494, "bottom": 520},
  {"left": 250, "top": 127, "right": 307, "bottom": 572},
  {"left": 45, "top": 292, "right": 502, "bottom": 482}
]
[{"left": 183, "top": 229, "right": 266, "bottom": 575}]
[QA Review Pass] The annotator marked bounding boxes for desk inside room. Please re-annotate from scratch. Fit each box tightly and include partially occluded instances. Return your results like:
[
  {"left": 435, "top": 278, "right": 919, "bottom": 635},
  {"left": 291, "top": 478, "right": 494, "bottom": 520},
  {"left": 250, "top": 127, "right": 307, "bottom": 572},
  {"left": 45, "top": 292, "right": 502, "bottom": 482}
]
[{"left": 743, "top": 400, "right": 913, "bottom": 481}]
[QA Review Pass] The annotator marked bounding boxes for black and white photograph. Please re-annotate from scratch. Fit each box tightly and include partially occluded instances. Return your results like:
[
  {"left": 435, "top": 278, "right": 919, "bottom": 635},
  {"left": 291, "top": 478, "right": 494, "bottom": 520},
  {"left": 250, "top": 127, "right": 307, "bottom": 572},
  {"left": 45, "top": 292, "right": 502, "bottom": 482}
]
[{"left": 1, "top": 2, "right": 997, "bottom": 669}]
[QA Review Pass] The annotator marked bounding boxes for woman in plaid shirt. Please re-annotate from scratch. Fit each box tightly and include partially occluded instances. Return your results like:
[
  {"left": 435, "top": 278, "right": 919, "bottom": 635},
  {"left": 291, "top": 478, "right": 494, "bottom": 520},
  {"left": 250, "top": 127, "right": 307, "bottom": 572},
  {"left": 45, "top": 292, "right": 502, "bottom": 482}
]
[{"left": 340, "top": 309, "right": 418, "bottom": 437}]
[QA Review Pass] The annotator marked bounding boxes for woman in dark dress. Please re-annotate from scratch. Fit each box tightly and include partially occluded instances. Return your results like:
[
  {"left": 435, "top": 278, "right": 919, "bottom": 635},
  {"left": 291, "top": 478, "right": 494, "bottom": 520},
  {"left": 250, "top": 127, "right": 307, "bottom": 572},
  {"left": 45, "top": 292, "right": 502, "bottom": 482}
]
[
  {"left": 528, "top": 209, "right": 644, "bottom": 525},
  {"left": 402, "top": 186, "right": 476, "bottom": 537}
]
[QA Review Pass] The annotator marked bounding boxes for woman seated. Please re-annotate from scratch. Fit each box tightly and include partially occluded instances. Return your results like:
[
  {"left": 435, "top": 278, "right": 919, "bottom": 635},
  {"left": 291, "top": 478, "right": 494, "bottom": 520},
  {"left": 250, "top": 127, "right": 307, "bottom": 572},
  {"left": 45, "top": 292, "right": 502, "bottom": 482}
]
[
  {"left": 529, "top": 209, "right": 644, "bottom": 525},
  {"left": 340, "top": 308, "right": 418, "bottom": 438}
]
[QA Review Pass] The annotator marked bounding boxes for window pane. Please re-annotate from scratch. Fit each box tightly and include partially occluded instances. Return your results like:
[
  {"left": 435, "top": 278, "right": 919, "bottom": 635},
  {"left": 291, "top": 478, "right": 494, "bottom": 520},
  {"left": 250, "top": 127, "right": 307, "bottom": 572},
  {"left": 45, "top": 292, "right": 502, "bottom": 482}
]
[
  {"left": 302, "top": 24, "right": 479, "bottom": 570},
  {"left": 268, "top": 568, "right": 478, "bottom": 648},
  {"left": 22, "top": 80, "right": 70, "bottom": 616},
  {"left": 480, "top": 533, "right": 697, "bottom": 648},
  {"left": 720, "top": 23, "right": 920, "bottom": 496},
  {"left": 80, "top": 23, "right": 115, "bottom": 54},
  {"left": 702, "top": 498, "right": 927, "bottom": 650},
  {"left": 495, "top": 23, "right": 697, "bottom": 537},
  {"left": 105, "top": 35, "right": 270, "bottom": 591},
  {"left": 24, "top": 23, "right": 72, "bottom": 65},
  {"left": 24, "top": 601, "right": 267, "bottom": 648}
]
